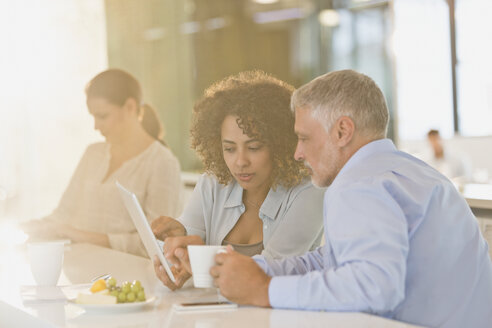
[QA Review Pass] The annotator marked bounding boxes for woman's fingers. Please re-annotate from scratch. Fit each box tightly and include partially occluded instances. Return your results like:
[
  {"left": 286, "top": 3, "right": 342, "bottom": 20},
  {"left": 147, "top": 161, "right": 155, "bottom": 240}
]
[
  {"left": 174, "top": 247, "right": 192, "bottom": 273},
  {"left": 153, "top": 255, "right": 178, "bottom": 290},
  {"left": 151, "top": 216, "right": 186, "bottom": 240},
  {"left": 174, "top": 268, "right": 191, "bottom": 288},
  {"left": 163, "top": 235, "right": 203, "bottom": 272}
]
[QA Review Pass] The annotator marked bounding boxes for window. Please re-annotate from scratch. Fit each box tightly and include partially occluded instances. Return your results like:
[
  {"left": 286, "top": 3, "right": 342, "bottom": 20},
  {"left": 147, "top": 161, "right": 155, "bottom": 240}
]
[
  {"left": 0, "top": 0, "right": 107, "bottom": 219},
  {"left": 393, "top": 0, "right": 454, "bottom": 140},
  {"left": 456, "top": 0, "right": 492, "bottom": 136},
  {"left": 395, "top": 0, "right": 492, "bottom": 140}
]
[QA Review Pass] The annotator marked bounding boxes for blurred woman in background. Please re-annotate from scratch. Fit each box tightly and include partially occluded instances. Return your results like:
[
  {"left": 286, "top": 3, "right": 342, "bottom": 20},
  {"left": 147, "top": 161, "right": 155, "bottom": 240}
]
[
  {"left": 152, "top": 70, "right": 324, "bottom": 290},
  {"left": 22, "top": 69, "right": 184, "bottom": 257}
]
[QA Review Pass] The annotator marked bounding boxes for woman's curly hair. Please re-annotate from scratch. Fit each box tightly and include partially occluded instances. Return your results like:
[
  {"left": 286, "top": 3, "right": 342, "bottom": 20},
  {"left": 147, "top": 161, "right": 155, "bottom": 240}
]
[{"left": 191, "top": 70, "right": 308, "bottom": 189}]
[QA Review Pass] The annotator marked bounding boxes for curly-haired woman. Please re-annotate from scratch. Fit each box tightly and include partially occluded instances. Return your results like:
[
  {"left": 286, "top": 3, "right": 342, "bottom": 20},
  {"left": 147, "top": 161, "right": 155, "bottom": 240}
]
[{"left": 152, "top": 71, "right": 324, "bottom": 290}]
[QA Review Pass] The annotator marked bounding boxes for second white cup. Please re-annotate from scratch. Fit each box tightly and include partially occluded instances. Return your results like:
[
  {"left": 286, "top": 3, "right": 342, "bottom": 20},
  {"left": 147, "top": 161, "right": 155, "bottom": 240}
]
[
  {"left": 188, "top": 245, "right": 226, "bottom": 288},
  {"left": 27, "top": 241, "right": 65, "bottom": 286}
]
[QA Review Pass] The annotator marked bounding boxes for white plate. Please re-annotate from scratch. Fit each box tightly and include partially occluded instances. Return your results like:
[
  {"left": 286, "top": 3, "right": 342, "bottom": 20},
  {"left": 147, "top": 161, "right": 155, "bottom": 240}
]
[{"left": 69, "top": 296, "right": 157, "bottom": 313}]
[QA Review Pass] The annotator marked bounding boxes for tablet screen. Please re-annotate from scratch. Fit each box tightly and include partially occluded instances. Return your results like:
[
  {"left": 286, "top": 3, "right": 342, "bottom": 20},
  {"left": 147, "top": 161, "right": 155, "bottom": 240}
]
[{"left": 116, "top": 181, "right": 176, "bottom": 283}]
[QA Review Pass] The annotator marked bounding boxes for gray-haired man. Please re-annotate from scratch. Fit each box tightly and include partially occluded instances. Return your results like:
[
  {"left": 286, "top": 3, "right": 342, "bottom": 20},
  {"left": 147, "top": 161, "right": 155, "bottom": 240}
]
[{"left": 211, "top": 70, "right": 492, "bottom": 328}]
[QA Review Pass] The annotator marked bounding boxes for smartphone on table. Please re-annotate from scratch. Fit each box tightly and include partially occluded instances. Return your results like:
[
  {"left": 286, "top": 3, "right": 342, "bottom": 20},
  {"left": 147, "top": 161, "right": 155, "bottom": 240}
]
[{"left": 173, "top": 301, "right": 237, "bottom": 312}]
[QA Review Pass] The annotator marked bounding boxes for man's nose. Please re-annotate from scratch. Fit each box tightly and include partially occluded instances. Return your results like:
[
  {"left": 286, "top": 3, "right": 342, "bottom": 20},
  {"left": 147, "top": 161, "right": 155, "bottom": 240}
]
[{"left": 294, "top": 142, "right": 304, "bottom": 161}]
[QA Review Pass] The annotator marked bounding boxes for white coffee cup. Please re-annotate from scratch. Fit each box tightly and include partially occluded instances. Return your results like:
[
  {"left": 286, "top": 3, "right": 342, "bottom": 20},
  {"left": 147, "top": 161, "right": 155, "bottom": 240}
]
[
  {"left": 188, "top": 245, "right": 227, "bottom": 288},
  {"left": 27, "top": 241, "right": 65, "bottom": 286}
]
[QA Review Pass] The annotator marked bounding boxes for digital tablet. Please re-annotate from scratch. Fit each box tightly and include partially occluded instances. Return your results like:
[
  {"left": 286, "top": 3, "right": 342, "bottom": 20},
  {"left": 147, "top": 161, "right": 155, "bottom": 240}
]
[{"left": 116, "top": 181, "right": 176, "bottom": 283}]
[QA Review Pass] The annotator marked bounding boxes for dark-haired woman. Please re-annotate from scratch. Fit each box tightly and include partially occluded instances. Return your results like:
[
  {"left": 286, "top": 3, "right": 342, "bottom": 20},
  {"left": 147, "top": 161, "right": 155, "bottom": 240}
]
[
  {"left": 22, "top": 69, "right": 183, "bottom": 257},
  {"left": 152, "top": 71, "right": 324, "bottom": 289}
]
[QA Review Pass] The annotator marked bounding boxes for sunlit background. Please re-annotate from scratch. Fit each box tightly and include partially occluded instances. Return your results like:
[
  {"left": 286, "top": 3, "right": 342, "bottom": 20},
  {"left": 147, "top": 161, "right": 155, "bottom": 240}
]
[{"left": 1, "top": 0, "right": 491, "bottom": 223}]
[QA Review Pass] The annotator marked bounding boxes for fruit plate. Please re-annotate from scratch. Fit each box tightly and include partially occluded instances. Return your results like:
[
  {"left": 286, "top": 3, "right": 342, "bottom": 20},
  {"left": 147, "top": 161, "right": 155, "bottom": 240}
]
[{"left": 69, "top": 296, "right": 157, "bottom": 313}]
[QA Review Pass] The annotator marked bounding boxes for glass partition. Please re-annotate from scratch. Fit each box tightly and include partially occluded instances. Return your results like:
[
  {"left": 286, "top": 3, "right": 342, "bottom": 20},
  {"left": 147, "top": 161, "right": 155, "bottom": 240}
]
[{"left": 104, "top": 0, "right": 395, "bottom": 171}]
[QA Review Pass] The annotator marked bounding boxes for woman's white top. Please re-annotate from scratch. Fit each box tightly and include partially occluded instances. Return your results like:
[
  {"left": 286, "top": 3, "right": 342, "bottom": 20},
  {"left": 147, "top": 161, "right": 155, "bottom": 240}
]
[
  {"left": 178, "top": 174, "right": 325, "bottom": 259},
  {"left": 48, "top": 141, "right": 184, "bottom": 257}
]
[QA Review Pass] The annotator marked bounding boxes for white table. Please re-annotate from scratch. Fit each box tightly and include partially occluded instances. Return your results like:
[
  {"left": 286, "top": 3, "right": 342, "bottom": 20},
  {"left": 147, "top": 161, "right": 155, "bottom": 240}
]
[
  {"left": 462, "top": 183, "right": 492, "bottom": 211},
  {"left": 461, "top": 183, "right": 492, "bottom": 259},
  {"left": 0, "top": 243, "right": 424, "bottom": 328}
]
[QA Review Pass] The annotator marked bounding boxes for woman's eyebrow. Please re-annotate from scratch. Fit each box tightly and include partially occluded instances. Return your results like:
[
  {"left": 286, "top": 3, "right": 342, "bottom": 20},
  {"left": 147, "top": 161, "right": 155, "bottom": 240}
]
[
  {"left": 245, "top": 139, "right": 260, "bottom": 144},
  {"left": 222, "top": 139, "right": 260, "bottom": 144}
]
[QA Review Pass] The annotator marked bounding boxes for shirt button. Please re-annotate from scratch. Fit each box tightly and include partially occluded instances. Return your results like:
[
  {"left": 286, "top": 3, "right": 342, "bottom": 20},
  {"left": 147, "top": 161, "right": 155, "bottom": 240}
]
[{"left": 264, "top": 225, "right": 268, "bottom": 229}]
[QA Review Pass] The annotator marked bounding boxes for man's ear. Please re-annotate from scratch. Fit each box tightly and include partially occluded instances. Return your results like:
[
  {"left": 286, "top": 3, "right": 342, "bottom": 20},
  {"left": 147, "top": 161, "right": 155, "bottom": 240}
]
[{"left": 334, "top": 116, "right": 355, "bottom": 147}]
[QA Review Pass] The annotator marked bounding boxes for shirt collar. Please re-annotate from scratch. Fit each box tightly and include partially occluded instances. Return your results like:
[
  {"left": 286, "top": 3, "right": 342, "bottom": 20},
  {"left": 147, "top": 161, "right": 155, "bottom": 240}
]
[
  {"left": 223, "top": 180, "right": 286, "bottom": 221},
  {"left": 336, "top": 138, "right": 396, "bottom": 178},
  {"left": 260, "top": 185, "right": 287, "bottom": 220},
  {"left": 224, "top": 181, "right": 244, "bottom": 208}
]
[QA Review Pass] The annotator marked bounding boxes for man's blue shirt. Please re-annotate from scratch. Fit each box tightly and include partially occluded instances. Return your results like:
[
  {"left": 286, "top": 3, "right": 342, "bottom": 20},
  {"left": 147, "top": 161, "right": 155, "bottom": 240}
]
[{"left": 255, "top": 139, "right": 492, "bottom": 328}]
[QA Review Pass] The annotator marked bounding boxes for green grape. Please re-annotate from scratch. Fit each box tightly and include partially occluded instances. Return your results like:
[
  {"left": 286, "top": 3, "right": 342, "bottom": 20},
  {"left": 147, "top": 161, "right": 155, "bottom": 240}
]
[
  {"left": 137, "top": 290, "right": 146, "bottom": 302},
  {"left": 117, "top": 292, "right": 127, "bottom": 303},
  {"left": 109, "top": 279, "right": 146, "bottom": 304},
  {"left": 131, "top": 283, "right": 141, "bottom": 293},
  {"left": 126, "top": 292, "right": 136, "bottom": 302},
  {"left": 121, "top": 282, "right": 131, "bottom": 294},
  {"left": 107, "top": 277, "right": 117, "bottom": 288}
]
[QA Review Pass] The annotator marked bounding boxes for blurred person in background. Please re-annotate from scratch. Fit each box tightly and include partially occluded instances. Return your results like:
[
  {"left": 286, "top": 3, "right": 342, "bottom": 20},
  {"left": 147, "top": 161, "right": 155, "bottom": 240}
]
[
  {"left": 21, "top": 69, "right": 184, "bottom": 257},
  {"left": 424, "top": 129, "right": 472, "bottom": 183},
  {"left": 152, "top": 71, "right": 325, "bottom": 290}
]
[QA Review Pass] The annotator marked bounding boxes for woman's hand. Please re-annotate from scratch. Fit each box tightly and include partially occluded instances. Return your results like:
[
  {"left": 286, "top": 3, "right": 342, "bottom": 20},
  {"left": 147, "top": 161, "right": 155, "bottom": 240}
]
[
  {"left": 153, "top": 256, "right": 192, "bottom": 291},
  {"left": 151, "top": 216, "right": 186, "bottom": 241},
  {"left": 163, "top": 235, "right": 204, "bottom": 272},
  {"left": 152, "top": 235, "right": 205, "bottom": 290}
]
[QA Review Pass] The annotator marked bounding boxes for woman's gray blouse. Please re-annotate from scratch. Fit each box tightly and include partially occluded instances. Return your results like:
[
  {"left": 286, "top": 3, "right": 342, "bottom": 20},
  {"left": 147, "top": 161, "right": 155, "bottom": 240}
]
[{"left": 177, "top": 174, "right": 325, "bottom": 259}]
